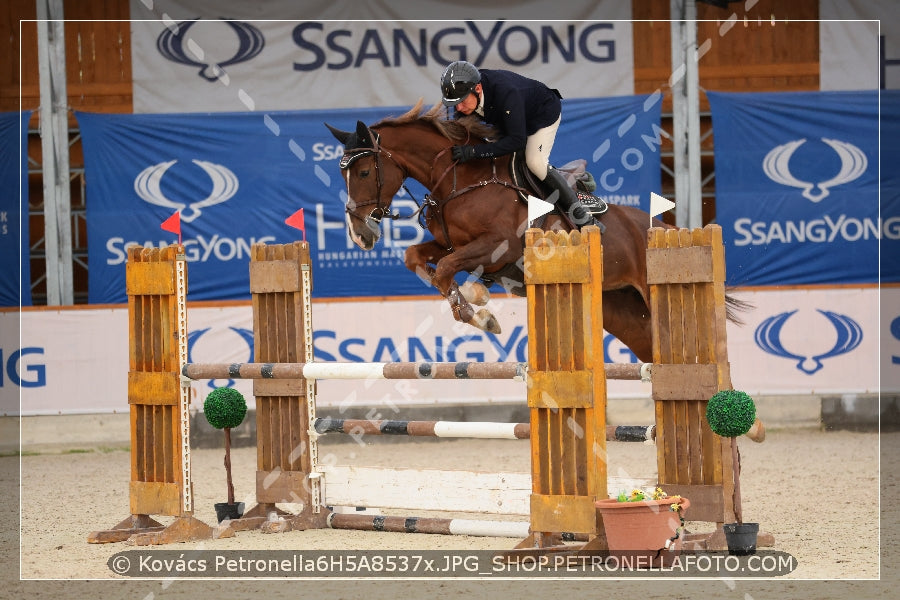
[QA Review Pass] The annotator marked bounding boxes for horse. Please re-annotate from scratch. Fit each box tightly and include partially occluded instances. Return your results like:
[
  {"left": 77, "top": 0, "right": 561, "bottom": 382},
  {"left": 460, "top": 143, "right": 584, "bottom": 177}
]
[{"left": 325, "top": 99, "right": 730, "bottom": 363}]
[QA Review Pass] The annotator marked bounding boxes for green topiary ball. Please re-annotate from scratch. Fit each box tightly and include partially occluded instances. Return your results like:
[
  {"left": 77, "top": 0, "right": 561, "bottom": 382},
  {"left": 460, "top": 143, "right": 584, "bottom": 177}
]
[
  {"left": 706, "top": 390, "right": 756, "bottom": 438},
  {"left": 203, "top": 387, "right": 247, "bottom": 430}
]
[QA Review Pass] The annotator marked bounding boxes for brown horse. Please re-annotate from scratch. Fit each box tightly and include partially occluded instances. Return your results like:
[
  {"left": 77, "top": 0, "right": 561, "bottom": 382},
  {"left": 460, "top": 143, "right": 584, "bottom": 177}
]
[{"left": 326, "top": 100, "right": 676, "bottom": 362}]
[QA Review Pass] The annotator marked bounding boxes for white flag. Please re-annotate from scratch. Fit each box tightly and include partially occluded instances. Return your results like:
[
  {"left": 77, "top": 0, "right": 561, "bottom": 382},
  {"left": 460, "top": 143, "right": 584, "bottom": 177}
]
[
  {"left": 649, "top": 192, "right": 675, "bottom": 218},
  {"left": 527, "top": 195, "right": 555, "bottom": 225}
]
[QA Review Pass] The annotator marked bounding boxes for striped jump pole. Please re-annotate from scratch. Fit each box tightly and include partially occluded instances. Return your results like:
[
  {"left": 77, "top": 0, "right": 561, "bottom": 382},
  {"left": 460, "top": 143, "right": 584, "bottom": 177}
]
[
  {"left": 312, "top": 418, "right": 656, "bottom": 443},
  {"left": 327, "top": 512, "right": 531, "bottom": 538},
  {"left": 326, "top": 513, "right": 593, "bottom": 541},
  {"left": 182, "top": 361, "right": 650, "bottom": 382}
]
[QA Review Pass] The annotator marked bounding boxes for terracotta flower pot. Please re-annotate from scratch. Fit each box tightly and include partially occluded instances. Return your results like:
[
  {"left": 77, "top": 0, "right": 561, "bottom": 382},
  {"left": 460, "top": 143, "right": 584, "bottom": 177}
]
[{"left": 595, "top": 496, "right": 690, "bottom": 566}]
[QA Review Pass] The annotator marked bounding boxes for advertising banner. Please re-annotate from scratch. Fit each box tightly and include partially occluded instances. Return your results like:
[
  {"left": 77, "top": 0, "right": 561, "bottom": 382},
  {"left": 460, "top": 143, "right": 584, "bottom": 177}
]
[
  {"left": 10, "top": 287, "right": 891, "bottom": 417},
  {"left": 129, "top": 1, "right": 634, "bottom": 113},
  {"left": 708, "top": 90, "right": 898, "bottom": 286},
  {"left": 0, "top": 111, "right": 32, "bottom": 306},
  {"left": 77, "top": 94, "right": 660, "bottom": 303}
]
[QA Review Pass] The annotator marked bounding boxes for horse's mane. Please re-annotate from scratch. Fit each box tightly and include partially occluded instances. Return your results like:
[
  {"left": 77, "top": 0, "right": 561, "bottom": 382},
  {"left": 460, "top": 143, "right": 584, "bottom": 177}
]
[{"left": 371, "top": 98, "right": 497, "bottom": 143}]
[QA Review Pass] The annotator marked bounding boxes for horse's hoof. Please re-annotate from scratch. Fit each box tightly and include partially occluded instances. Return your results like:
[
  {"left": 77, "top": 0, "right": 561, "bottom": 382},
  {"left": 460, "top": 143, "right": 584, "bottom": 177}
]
[
  {"left": 459, "top": 281, "right": 491, "bottom": 306},
  {"left": 469, "top": 309, "right": 501, "bottom": 334}
]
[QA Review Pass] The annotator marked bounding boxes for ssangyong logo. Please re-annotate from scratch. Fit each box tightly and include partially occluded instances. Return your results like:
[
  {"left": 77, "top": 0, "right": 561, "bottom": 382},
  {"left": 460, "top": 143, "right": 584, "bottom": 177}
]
[
  {"left": 134, "top": 159, "right": 238, "bottom": 222},
  {"left": 754, "top": 309, "right": 862, "bottom": 374},
  {"left": 762, "top": 137, "right": 867, "bottom": 202},
  {"left": 156, "top": 19, "right": 265, "bottom": 81}
]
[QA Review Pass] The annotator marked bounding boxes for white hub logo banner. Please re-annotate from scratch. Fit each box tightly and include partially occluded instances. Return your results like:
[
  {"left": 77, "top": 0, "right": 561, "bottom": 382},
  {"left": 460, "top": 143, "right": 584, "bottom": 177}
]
[{"left": 130, "top": 0, "right": 634, "bottom": 113}]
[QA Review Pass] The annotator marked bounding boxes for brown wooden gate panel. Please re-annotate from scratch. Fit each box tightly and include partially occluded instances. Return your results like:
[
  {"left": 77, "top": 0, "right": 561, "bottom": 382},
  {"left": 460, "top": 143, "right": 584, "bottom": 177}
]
[
  {"left": 648, "top": 225, "right": 734, "bottom": 524},
  {"left": 126, "top": 245, "right": 185, "bottom": 517},
  {"left": 523, "top": 227, "right": 607, "bottom": 539},
  {"left": 248, "top": 241, "right": 319, "bottom": 521}
]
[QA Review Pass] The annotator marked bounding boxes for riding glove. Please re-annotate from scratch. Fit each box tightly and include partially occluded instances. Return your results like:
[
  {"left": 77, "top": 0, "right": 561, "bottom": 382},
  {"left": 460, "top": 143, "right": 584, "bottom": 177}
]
[{"left": 451, "top": 145, "right": 476, "bottom": 163}]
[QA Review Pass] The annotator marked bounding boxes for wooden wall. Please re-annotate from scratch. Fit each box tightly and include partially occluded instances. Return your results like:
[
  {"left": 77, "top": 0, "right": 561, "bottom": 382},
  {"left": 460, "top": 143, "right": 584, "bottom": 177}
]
[
  {"left": 633, "top": 0, "right": 820, "bottom": 225},
  {"left": 2, "top": 0, "right": 821, "bottom": 304},
  {"left": 2, "top": 0, "right": 132, "bottom": 124},
  {"left": 634, "top": 0, "right": 820, "bottom": 105}
]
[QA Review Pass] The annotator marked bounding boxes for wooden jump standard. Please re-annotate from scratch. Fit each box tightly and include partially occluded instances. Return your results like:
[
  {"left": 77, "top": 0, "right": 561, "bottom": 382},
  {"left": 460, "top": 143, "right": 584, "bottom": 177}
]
[
  {"left": 88, "top": 246, "right": 231, "bottom": 545},
  {"left": 648, "top": 225, "right": 743, "bottom": 550}
]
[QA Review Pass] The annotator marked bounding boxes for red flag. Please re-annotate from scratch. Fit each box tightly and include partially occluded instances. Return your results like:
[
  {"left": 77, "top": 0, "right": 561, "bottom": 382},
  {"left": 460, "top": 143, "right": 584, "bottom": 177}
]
[
  {"left": 285, "top": 208, "right": 306, "bottom": 241},
  {"left": 160, "top": 210, "right": 181, "bottom": 244}
]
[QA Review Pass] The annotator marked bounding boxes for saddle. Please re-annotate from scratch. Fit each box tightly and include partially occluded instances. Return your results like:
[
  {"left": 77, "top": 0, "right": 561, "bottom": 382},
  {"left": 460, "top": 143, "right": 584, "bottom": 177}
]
[{"left": 508, "top": 155, "right": 608, "bottom": 217}]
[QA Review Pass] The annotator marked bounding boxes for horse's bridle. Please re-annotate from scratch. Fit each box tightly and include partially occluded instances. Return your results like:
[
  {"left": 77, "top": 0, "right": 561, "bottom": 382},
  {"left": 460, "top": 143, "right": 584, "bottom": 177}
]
[{"left": 339, "top": 131, "right": 413, "bottom": 238}]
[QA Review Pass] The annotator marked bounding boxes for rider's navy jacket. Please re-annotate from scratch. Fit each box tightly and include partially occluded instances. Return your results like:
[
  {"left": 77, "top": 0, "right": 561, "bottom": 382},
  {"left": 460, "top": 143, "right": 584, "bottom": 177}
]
[{"left": 455, "top": 69, "right": 562, "bottom": 160}]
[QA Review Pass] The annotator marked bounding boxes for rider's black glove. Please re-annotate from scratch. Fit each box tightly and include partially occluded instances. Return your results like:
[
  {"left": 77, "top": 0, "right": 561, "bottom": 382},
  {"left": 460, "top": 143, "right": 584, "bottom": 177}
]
[{"left": 451, "top": 145, "right": 476, "bottom": 163}]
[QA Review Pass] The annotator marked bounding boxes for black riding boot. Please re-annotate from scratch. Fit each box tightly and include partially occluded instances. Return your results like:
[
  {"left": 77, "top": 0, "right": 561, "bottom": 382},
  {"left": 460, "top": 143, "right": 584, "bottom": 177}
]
[{"left": 544, "top": 167, "right": 593, "bottom": 227}]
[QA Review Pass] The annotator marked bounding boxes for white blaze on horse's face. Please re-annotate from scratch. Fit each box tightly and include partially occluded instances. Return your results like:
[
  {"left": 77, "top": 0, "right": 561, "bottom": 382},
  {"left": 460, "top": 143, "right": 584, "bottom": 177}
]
[{"left": 344, "top": 169, "right": 379, "bottom": 251}]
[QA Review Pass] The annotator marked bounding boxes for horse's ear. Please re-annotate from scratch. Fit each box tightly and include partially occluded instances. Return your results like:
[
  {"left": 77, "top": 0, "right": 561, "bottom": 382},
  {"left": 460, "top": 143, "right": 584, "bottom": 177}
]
[
  {"left": 324, "top": 122, "right": 352, "bottom": 145},
  {"left": 355, "top": 120, "right": 376, "bottom": 148}
]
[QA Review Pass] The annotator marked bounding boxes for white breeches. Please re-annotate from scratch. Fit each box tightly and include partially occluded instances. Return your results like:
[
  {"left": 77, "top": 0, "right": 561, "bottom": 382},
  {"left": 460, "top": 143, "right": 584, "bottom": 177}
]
[{"left": 525, "top": 115, "right": 561, "bottom": 181}]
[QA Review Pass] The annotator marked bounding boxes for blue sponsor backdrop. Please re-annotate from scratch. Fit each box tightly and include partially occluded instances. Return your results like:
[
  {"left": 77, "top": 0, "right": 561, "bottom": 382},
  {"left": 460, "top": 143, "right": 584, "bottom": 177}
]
[
  {"left": 0, "top": 111, "right": 32, "bottom": 306},
  {"left": 78, "top": 95, "right": 661, "bottom": 303},
  {"left": 709, "top": 90, "right": 899, "bottom": 286}
]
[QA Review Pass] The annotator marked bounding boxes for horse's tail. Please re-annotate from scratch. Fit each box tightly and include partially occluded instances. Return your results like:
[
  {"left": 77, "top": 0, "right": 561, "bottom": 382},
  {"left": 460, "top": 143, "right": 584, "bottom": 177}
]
[{"left": 725, "top": 287, "right": 754, "bottom": 326}]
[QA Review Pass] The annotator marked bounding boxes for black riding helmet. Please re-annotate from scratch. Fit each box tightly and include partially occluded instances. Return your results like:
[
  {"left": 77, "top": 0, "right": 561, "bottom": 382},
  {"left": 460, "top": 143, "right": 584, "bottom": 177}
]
[{"left": 440, "top": 61, "right": 480, "bottom": 107}]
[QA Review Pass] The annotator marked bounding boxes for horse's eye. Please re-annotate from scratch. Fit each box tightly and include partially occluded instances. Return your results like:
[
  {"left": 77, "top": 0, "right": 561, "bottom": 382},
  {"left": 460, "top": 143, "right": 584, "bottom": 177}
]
[{"left": 359, "top": 169, "right": 370, "bottom": 178}]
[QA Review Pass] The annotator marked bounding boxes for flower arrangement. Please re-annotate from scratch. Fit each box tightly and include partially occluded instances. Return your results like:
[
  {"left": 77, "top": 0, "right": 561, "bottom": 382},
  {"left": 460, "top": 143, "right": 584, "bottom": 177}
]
[
  {"left": 616, "top": 487, "right": 686, "bottom": 513},
  {"left": 599, "top": 486, "right": 690, "bottom": 556}
]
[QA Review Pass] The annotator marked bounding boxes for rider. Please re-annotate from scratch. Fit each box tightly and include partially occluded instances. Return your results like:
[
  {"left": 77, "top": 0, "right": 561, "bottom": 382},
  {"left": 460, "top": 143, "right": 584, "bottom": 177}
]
[{"left": 439, "top": 60, "right": 593, "bottom": 226}]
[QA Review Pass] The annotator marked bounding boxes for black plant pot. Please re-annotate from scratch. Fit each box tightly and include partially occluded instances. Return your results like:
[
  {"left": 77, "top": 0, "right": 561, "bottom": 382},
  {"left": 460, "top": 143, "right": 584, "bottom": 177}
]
[
  {"left": 723, "top": 522, "right": 759, "bottom": 555},
  {"left": 214, "top": 502, "right": 245, "bottom": 523}
]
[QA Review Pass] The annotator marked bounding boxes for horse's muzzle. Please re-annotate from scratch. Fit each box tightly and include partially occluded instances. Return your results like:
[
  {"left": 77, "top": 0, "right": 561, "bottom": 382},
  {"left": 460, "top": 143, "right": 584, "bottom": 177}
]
[
  {"left": 364, "top": 215, "right": 382, "bottom": 240},
  {"left": 349, "top": 214, "right": 380, "bottom": 250}
]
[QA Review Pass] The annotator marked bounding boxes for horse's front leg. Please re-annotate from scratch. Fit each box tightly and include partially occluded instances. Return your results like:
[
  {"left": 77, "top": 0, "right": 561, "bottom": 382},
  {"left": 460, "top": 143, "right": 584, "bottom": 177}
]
[
  {"left": 403, "top": 240, "right": 447, "bottom": 289},
  {"left": 431, "top": 238, "right": 512, "bottom": 334},
  {"left": 405, "top": 241, "right": 494, "bottom": 333},
  {"left": 404, "top": 241, "right": 491, "bottom": 306}
]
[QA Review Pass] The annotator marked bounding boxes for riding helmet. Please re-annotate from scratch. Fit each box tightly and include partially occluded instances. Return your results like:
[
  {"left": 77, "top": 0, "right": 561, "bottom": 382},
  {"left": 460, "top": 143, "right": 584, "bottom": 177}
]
[{"left": 440, "top": 61, "right": 481, "bottom": 107}]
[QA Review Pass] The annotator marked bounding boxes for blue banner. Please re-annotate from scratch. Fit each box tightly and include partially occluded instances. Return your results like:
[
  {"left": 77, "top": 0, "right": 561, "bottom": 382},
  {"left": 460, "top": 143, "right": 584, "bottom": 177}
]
[
  {"left": 709, "top": 90, "right": 898, "bottom": 285},
  {"left": 0, "top": 111, "right": 32, "bottom": 306},
  {"left": 78, "top": 96, "right": 659, "bottom": 303}
]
